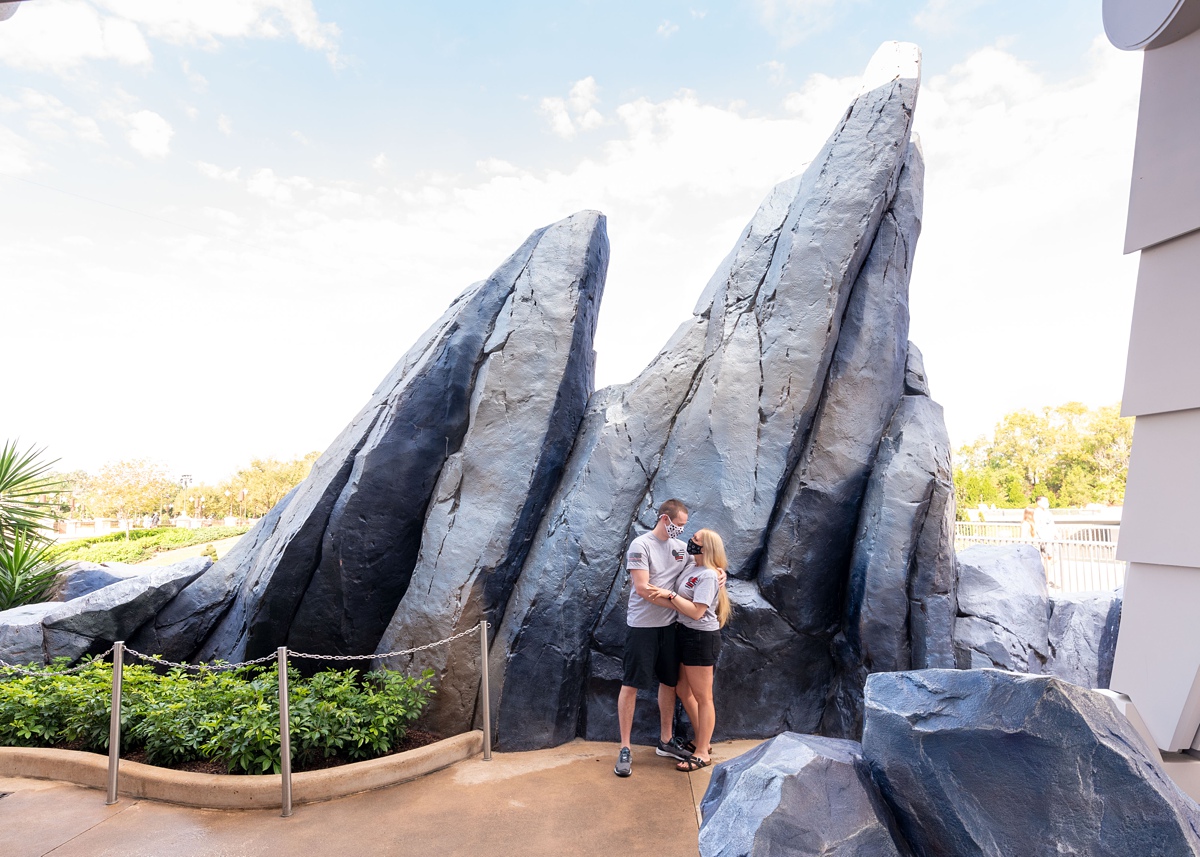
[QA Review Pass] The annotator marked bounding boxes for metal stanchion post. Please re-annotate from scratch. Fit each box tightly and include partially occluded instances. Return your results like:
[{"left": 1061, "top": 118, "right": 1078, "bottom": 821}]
[
  {"left": 278, "top": 647, "right": 293, "bottom": 818},
  {"left": 479, "top": 619, "right": 492, "bottom": 761},
  {"left": 106, "top": 641, "right": 124, "bottom": 805}
]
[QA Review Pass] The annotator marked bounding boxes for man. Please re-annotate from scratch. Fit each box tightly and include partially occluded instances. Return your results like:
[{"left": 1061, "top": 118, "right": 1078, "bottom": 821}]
[{"left": 614, "top": 498, "right": 694, "bottom": 777}]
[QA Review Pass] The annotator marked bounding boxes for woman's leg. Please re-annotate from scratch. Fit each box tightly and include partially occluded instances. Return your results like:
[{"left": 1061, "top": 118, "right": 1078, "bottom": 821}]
[
  {"left": 675, "top": 666, "right": 699, "bottom": 732},
  {"left": 681, "top": 663, "right": 715, "bottom": 761}
]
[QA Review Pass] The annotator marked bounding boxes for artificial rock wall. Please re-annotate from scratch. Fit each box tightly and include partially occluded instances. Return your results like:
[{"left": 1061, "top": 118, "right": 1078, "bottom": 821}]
[{"left": 3, "top": 42, "right": 962, "bottom": 749}]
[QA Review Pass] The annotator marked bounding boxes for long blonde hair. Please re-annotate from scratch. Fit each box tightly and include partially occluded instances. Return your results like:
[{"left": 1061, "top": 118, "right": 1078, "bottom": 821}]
[{"left": 694, "top": 528, "right": 732, "bottom": 628}]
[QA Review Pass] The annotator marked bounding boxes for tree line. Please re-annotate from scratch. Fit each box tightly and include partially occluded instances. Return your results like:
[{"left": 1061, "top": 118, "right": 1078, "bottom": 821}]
[
  {"left": 953, "top": 402, "right": 1132, "bottom": 513},
  {"left": 46, "top": 453, "right": 321, "bottom": 521}
]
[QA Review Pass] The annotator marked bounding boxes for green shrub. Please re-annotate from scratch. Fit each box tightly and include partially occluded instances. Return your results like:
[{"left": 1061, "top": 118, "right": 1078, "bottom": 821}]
[{"left": 0, "top": 660, "right": 434, "bottom": 774}]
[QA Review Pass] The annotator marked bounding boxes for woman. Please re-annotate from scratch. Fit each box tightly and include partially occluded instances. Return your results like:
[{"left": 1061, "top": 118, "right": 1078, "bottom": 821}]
[{"left": 653, "top": 527, "right": 730, "bottom": 771}]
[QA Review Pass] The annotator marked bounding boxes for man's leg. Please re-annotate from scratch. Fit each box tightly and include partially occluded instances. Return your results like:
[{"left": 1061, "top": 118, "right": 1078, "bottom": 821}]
[
  {"left": 657, "top": 683, "right": 676, "bottom": 744},
  {"left": 618, "top": 685, "right": 637, "bottom": 748}
]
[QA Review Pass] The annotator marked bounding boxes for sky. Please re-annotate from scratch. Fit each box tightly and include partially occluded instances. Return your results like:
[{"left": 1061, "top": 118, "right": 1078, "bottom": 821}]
[{"left": 0, "top": 0, "right": 1144, "bottom": 483}]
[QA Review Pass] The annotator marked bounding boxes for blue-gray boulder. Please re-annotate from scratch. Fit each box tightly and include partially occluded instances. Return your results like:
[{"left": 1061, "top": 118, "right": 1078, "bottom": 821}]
[
  {"left": 0, "top": 602, "right": 57, "bottom": 667},
  {"left": 46, "top": 561, "right": 147, "bottom": 602},
  {"left": 1046, "top": 590, "right": 1122, "bottom": 689},
  {"left": 699, "top": 732, "right": 912, "bottom": 857},
  {"left": 862, "top": 669, "right": 1200, "bottom": 856},
  {"left": 42, "top": 559, "right": 210, "bottom": 662},
  {"left": 952, "top": 544, "right": 1049, "bottom": 672}
]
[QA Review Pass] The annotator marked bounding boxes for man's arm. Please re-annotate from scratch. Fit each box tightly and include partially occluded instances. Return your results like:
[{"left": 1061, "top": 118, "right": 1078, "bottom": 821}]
[{"left": 629, "top": 567, "right": 655, "bottom": 600}]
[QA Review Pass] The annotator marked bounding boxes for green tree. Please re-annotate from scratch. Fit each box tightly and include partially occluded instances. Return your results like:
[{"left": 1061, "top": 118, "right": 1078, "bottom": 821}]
[
  {"left": 222, "top": 452, "right": 320, "bottom": 518},
  {"left": 953, "top": 402, "right": 1134, "bottom": 518},
  {"left": 87, "top": 460, "right": 176, "bottom": 519}
]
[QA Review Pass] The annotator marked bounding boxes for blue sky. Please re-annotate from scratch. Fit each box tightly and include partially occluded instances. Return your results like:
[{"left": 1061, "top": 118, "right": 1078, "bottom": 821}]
[{"left": 1, "top": 1, "right": 1142, "bottom": 481}]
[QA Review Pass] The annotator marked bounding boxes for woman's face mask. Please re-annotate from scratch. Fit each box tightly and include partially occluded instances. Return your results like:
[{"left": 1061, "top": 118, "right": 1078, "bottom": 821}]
[{"left": 686, "top": 538, "right": 703, "bottom": 556}]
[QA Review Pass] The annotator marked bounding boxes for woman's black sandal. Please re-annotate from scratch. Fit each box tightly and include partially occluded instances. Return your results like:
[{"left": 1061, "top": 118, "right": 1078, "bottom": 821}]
[{"left": 676, "top": 755, "right": 710, "bottom": 772}]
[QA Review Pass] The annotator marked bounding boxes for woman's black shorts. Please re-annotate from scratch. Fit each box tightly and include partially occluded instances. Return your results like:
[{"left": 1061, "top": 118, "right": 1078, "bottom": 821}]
[{"left": 676, "top": 625, "right": 722, "bottom": 667}]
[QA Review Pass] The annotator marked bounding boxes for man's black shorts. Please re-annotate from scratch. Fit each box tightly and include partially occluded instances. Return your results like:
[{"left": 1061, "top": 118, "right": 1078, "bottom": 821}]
[
  {"left": 677, "top": 625, "right": 722, "bottom": 667},
  {"left": 622, "top": 625, "right": 679, "bottom": 690}
]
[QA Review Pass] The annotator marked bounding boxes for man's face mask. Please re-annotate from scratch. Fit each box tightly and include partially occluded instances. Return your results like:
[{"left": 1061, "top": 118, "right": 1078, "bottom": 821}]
[
  {"left": 686, "top": 538, "right": 703, "bottom": 556},
  {"left": 664, "top": 517, "right": 685, "bottom": 539}
]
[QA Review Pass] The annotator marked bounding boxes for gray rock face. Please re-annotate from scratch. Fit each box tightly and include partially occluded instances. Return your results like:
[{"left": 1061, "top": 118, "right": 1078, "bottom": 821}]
[
  {"left": 953, "top": 544, "right": 1049, "bottom": 672},
  {"left": 753, "top": 143, "right": 923, "bottom": 731},
  {"left": 196, "top": 224, "right": 558, "bottom": 663},
  {"left": 644, "top": 49, "right": 920, "bottom": 580},
  {"left": 46, "top": 561, "right": 146, "bottom": 602},
  {"left": 862, "top": 669, "right": 1200, "bottom": 856},
  {"left": 824, "top": 390, "right": 956, "bottom": 737},
  {"left": 376, "top": 211, "right": 608, "bottom": 735},
  {"left": 0, "top": 603, "right": 57, "bottom": 666},
  {"left": 42, "top": 559, "right": 209, "bottom": 661},
  {"left": 699, "top": 732, "right": 911, "bottom": 857},
  {"left": 903, "top": 342, "right": 928, "bottom": 396},
  {"left": 1046, "top": 590, "right": 1122, "bottom": 689}
]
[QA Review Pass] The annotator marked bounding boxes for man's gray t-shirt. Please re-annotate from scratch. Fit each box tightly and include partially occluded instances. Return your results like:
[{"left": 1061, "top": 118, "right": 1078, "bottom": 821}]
[
  {"left": 675, "top": 566, "right": 720, "bottom": 631},
  {"left": 625, "top": 532, "right": 693, "bottom": 628}
]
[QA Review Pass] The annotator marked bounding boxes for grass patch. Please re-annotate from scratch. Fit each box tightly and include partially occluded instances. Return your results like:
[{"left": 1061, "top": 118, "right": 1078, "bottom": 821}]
[{"left": 54, "top": 526, "right": 250, "bottom": 564}]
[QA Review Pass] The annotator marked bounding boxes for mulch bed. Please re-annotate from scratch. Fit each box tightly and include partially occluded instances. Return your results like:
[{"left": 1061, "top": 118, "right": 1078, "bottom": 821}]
[{"left": 44, "top": 730, "right": 443, "bottom": 776}]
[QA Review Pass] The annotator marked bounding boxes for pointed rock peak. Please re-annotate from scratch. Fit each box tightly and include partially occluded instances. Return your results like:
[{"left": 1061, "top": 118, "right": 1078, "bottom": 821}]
[{"left": 858, "top": 41, "right": 921, "bottom": 94}]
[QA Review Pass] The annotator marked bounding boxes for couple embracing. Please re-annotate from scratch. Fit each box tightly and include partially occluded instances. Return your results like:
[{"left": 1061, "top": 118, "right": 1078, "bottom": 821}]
[{"left": 614, "top": 499, "right": 731, "bottom": 778}]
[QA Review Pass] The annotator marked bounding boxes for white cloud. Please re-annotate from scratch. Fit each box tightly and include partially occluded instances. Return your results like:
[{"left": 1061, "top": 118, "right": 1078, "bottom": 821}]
[
  {"left": 761, "top": 60, "right": 787, "bottom": 86},
  {"left": 657, "top": 20, "right": 679, "bottom": 38},
  {"left": 0, "top": 0, "right": 340, "bottom": 74},
  {"left": 754, "top": 0, "right": 846, "bottom": 45},
  {"left": 914, "top": 0, "right": 985, "bottom": 36},
  {"left": 690, "top": 9, "right": 708, "bottom": 19},
  {"left": 125, "top": 109, "right": 173, "bottom": 158},
  {"left": 1, "top": 88, "right": 106, "bottom": 145},
  {"left": 196, "top": 161, "right": 241, "bottom": 181},
  {"left": 0, "top": 0, "right": 153, "bottom": 73},
  {"left": 94, "top": 0, "right": 341, "bottom": 64},
  {"left": 292, "top": 130, "right": 310, "bottom": 146},
  {"left": 370, "top": 152, "right": 389, "bottom": 172},
  {"left": 181, "top": 59, "right": 208, "bottom": 92},
  {"left": 540, "top": 76, "right": 604, "bottom": 139},
  {"left": 0, "top": 125, "right": 35, "bottom": 174},
  {"left": 217, "top": 114, "right": 233, "bottom": 136}
]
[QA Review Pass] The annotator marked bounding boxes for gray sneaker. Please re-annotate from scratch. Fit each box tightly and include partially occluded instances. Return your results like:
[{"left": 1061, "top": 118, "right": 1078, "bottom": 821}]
[
  {"left": 655, "top": 737, "right": 691, "bottom": 761},
  {"left": 614, "top": 746, "right": 632, "bottom": 777}
]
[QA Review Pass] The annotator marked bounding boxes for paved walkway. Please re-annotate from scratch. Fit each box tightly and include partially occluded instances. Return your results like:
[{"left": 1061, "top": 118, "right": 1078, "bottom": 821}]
[
  {"left": 140, "top": 535, "right": 244, "bottom": 566},
  {"left": 1, "top": 739, "right": 761, "bottom": 857}
]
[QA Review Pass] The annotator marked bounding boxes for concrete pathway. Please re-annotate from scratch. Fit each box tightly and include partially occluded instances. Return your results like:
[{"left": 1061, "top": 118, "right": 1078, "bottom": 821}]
[{"left": 0, "top": 739, "right": 761, "bottom": 857}]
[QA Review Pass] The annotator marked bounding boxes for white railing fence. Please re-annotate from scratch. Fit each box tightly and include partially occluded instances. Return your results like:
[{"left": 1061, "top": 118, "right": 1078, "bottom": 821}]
[{"left": 954, "top": 524, "right": 1125, "bottom": 594}]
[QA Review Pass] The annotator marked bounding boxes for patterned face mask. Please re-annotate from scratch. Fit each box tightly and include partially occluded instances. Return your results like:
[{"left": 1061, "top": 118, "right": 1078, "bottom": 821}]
[
  {"left": 664, "top": 518, "right": 685, "bottom": 539},
  {"left": 686, "top": 538, "right": 703, "bottom": 555}
]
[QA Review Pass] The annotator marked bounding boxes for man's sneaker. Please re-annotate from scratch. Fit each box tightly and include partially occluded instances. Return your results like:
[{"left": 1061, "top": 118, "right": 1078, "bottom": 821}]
[
  {"left": 656, "top": 737, "right": 691, "bottom": 761},
  {"left": 614, "top": 746, "right": 632, "bottom": 777}
]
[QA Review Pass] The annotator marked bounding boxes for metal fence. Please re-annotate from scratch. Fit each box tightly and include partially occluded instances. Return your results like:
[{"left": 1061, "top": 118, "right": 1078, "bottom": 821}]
[
  {"left": 0, "top": 622, "right": 493, "bottom": 817},
  {"left": 954, "top": 523, "right": 1125, "bottom": 593}
]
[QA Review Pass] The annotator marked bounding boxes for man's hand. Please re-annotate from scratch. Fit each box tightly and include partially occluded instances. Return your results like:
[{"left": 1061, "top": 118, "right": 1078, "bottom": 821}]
[{"left": 716, "top": 568, "right": 727, "bottom": 587}]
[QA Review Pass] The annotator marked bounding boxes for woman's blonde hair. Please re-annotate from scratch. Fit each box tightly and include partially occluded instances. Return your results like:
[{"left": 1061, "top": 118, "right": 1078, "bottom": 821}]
[{"left": 694, "top": 528, "right": 732, "bottom": 628}]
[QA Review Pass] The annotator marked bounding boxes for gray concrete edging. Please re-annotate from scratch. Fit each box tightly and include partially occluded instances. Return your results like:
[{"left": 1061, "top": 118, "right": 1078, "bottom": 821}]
[{"left": 0, "top": 730, "right": 483, "bottom": 809}]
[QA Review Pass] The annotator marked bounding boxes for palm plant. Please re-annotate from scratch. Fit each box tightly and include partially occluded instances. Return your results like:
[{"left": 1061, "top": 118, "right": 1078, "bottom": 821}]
[{"left": 0, "top": 441, "right": 67, "bottom": 610}]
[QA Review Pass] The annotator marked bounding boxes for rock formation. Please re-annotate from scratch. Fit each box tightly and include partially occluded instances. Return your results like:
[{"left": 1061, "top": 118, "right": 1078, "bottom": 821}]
[
  {"left": 1047, "top": 590, "right": 1122, "bottom": 689},
  {"left": 699, "top": 732, "right": 912, "bottom": 857},
  {"left": 862, "top": 670, "right": 1200, "bottom": 855},
  {"left": 2, "top": 41, "right": 972, "bottom": 749},
  {"left": 700, "top": 670, "right": 1200, "bottom": 856}
]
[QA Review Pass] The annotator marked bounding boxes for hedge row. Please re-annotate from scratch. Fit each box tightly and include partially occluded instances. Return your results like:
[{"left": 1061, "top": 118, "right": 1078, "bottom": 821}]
[{"left": 0, "top": 660, "right": 433, "bottom": 774}]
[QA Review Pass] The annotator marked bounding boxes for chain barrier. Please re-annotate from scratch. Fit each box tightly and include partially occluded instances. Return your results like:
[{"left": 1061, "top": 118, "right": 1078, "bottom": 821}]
[
  {"left": 0, "top": 645, "right": 117, "bottom": 678},
  {"left": 289, "top": 624, "right": 483, "bottom": 662},
  {"left": 123, "top": 648, "right": 278, "bottom": 672}
]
